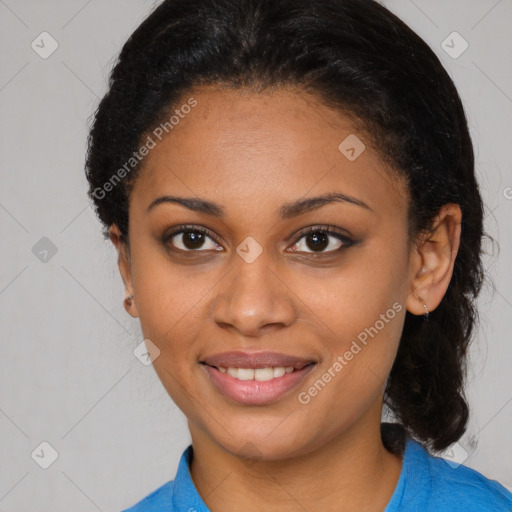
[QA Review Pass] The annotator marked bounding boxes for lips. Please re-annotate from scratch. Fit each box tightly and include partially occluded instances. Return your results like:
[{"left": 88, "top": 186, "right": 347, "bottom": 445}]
[
  {"left": 201, "top": 351, "right": 315, "bottom": 370},
  {"left": 199, "top": 351, "right": 317, "bottom": 405}
]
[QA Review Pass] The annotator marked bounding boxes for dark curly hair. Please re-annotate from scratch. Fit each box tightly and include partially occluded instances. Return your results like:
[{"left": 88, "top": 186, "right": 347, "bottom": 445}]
[{"left": 85, "top": 0, "right": 492, "bottom": 453}]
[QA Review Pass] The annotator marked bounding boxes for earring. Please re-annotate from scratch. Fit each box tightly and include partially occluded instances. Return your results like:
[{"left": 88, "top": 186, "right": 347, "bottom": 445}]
[
  {"left": 418, "top": 296, "right": 429, "bottom": 322},
  {"left": 125, "top": 294, "right": 134, "bottom": 307}
]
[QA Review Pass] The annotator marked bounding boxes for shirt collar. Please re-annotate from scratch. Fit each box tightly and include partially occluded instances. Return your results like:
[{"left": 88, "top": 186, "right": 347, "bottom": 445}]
[
  {"left": 384, "top": 437, "right": 431, "bottom": 511},
  {"left": 172, "top": 444, "right": 211, "bottom": 511}
]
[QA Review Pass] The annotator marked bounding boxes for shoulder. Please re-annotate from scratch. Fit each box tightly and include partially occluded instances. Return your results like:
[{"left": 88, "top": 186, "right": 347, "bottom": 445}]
[
  {"left": 406, "top": 439, "right": 512, "bottom": 511},
  {"left": 426, "top": 451, "right": 512, "bottom": 511},
  {"left": 120, "top": 480, "right": 175, "bottom": 511}
]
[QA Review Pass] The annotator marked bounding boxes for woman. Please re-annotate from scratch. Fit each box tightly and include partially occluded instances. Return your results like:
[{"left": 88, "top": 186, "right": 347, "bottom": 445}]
[{"left": 85, "top": 0, "right": 512, "bottom": 510}]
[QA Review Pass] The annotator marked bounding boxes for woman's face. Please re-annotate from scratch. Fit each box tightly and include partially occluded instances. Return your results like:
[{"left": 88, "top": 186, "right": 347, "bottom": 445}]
[{"left": 122, "top": 85, "right": 414, "bottom": 460}]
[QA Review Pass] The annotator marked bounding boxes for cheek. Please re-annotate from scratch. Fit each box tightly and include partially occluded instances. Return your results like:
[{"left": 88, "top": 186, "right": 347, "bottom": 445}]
[
  {"left": 130, "top": 238, "right": 217, "bottom": 348},
  {"left": 291, "top": 242, "right": 408, "bottom": 387},
  {"left": 291, "top": 243, "right": 407, "bottom": 337},
  {"left": 293, "top": 299, "right": 405, "bottom": 443}
]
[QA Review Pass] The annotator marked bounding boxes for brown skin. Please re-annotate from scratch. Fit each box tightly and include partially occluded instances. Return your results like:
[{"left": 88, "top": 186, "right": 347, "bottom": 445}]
[{"left": 109, "top": 85, "right": 461, "bottom": 511}]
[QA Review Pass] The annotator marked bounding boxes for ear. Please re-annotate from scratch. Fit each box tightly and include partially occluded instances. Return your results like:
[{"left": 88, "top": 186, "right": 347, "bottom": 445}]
[
  {"left": 405, "top": 204, "right": 462, "bottom": 316},
  {"left": 109, "top": 224, "right": 139, "bottom": 318}
]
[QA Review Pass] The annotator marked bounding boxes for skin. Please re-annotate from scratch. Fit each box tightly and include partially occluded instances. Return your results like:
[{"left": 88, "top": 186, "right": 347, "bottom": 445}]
[{"left": 109, "top": 84, "right": 462, "bottom": 511}]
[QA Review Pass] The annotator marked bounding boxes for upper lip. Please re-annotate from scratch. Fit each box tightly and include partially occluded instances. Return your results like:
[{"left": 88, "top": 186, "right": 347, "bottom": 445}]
[{"left": 201, "top": 351, "right": 316, "bottom": 370}]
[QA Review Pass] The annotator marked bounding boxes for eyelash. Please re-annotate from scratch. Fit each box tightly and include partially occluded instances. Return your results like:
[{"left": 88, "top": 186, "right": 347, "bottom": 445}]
[{"left": 162, "top": 224, "right": 355, "bottom": 255}]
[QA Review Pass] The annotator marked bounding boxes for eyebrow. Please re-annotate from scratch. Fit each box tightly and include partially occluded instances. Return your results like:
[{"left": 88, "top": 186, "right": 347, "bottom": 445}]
[
  {"left": 279, "top": 192, "right": 373, "bottom": 218},
  {"left": 146, "top": 192, "right": 373, "bottom": 218}
]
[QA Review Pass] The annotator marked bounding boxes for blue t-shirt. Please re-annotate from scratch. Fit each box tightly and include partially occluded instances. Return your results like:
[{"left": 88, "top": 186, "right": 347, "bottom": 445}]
[{"left": 121, "top": 437, "right": 512, "bottom": 511}]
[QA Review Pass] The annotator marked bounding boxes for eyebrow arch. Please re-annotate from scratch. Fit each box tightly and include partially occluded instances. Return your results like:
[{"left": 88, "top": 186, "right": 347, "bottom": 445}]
[
  {"left": 279, "top": 192, "right": 373, "bottom": 218},
  {"left": 146, "top": 196, "right": 225, "bottom": 217},
  {"left": 146, "top": 192, "right": 373, "bottom": 218}
]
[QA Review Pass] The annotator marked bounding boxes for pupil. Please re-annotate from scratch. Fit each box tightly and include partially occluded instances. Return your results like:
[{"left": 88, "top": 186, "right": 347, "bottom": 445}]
[
  {"left": 183, "top": 231, "right": 205, "bottom": 249},
  {"left": 306, "top": 232, "right": 328, "bottom": 251}
]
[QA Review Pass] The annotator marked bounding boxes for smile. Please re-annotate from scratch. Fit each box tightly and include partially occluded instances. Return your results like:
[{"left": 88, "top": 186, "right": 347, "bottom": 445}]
[{"left": 200, "top": 360, "right": 316, "bottom": 405}]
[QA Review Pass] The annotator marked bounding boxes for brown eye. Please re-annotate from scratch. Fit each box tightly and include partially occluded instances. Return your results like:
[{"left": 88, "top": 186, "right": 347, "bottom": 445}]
[
  {"left": 288, "top": 226, "right": 354, "bottom": 254},
  {"left": 163, "top": 225, "right": 223, "bottom": 252}
]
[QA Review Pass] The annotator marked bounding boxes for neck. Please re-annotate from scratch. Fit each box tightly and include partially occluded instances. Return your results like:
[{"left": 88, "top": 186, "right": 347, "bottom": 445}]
[{"left": 188, "top": 406, "right": 403, "bottom": 512}]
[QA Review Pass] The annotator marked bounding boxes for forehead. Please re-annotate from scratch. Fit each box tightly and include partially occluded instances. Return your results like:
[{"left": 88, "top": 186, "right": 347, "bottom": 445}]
[{"left": 131, "top": 85, "right": 408, "bottom": 222}]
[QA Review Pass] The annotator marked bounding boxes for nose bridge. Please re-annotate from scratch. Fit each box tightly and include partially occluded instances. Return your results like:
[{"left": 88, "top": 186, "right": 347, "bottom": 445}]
[{"left": 212, "top": 246, "right": 296, "bottom": 335}]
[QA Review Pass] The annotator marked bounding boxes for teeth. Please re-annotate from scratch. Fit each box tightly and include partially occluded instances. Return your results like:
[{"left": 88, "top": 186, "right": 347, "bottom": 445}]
[
  {"left": 217, "top": 366, "right": 297, "bottom": 381},
  {"left": 273, "top": 367, "right": 286, "bottom": 378},
  {"left": 238, "top": 368, "right": 256, "bottom": 381}
]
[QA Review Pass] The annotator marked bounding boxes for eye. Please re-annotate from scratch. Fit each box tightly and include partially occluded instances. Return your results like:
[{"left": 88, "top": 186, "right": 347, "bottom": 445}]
[
  {"left": 162, "top": 225, "right": 223, "bottom": 252},
  {"left": 288, "top": 225, "right": 354, "bottom": 254},
  {"left": 162, "top": 224, "right": 355, "bottom": 255}
]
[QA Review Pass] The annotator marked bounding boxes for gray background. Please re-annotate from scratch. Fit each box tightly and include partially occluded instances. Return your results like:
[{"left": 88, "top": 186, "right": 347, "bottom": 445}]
[{"left": 0, "top": 0, "right": 511, "bottom": 510}]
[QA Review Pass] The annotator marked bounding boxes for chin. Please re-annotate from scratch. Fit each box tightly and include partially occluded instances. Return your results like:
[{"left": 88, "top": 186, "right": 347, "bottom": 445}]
[{"left": 207, "top": 420, "right": 316, "bottom": 462}]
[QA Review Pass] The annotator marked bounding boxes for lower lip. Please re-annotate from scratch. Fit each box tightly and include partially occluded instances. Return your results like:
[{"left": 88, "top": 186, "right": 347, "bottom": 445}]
[{"left": 201, "top": 363, "right": 316, "bottom": 405}]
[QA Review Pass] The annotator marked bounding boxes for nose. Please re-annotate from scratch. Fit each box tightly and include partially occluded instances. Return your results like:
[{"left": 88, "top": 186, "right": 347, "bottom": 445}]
[{"left": 211, "top": 252, "right": 297, "bottom": 338}]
